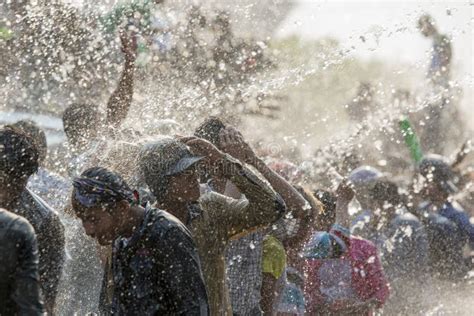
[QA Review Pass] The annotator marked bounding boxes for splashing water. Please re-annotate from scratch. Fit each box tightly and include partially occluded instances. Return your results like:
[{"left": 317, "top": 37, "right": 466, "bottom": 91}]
[{"left": 1, "top": 0, "right": 473, "bottom": 314}]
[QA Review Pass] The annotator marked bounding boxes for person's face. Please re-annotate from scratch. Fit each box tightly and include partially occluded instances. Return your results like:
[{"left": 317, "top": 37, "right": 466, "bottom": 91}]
[
  {"left": 72, "top": 199, "right": 119, "bottom": 245},
  {"left": 167, "top": 167, "right": 201, "bottom": 203}
]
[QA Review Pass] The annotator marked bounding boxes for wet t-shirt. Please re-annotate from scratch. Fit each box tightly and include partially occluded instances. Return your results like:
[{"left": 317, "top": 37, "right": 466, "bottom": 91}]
[
  {"left": 111, "top": 207, "right": 209, "bottom": 315},
  {"left": 11, "top": 188, "right": 65, "bottom": 308},
  {"left": 0, "top": 209, "right": 44, "bottom": 315}
]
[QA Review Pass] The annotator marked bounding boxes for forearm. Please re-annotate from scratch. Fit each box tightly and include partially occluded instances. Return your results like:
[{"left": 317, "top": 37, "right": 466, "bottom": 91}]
[
  {"left": 106, "top": 58, "right": 135, "bottom": 128},
  {"left": 251, "top": 157, "right": 308, "bottom": 218},
  {"left": 221, "top": 154, "right": 286, "bottom": 221},
  {"left": 335, "top": 200, "right": 351, "bottom": 228}
]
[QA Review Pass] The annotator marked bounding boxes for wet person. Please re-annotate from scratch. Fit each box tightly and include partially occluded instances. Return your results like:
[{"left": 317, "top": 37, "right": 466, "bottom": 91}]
[
  {"left": 260, "top": 185, "right": 322, "bottom": 315},
  {"left": 352, "top": 177, "right": 430, "bottom": 273},
  {"left": 0, "top": 208, "right": 44, "bottom": 315},
  {"left": 417, "top": 14, "right": 453, "bottom": 153},
  {"left": 71, "top": 167, "right": 209, "bottom": 315},
  {"left": 0, "top": 126, "right": 65, "bottom": 313},
  {"left": 346, "top": 166, "right": 384, "bottom": 229},
  {"left": 11, "top": 120, "right": 104, "bottom": 314},
  {"left": 58, "top": 30, "right": 137, "bottom": 177},
  {"left": 416, "top": 154, "right": 474, "bottom": 278},
  {"left": 194, "top": 117, "right": 311, "bottom": 316},
  {"left": 10, "top": 120, "right": 70, "bottom": 211},
  {"left": 139, "top": 135, "right": 287, "bottom": 315},
  {"left": 366, "top": 179, "right": 430, "bottom": 314},
  {"left": 418, "top": 14, "right": 451, "bottom": 87},
  {"left": 304, "top": 182, "right": 390, "bottom": 315}
]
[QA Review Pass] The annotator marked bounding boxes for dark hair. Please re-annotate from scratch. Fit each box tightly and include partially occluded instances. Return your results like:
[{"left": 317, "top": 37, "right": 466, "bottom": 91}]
[
  {"left": 313, "top": 189, "right": 337, "bottom": 231},
  {"left": 369, "top": 180, "right": 402, "bottom": 206},
  {"left": 0, "top": 126, "right": 39, "bottom": 179},
  {"left": 62, "top": 103, "right": 100, "bottom": 145},
  {"left": 73, "top": 167, "right": 135, "bottom": 213},
  {"left": 194, "top": 116, "right": 226, "bottom": 146},
  {"left": 10, "top": 120, "right": 47, "bottom": 162},
  {"left": 80, "top": 167, "right": 133, "bottom": 196}
]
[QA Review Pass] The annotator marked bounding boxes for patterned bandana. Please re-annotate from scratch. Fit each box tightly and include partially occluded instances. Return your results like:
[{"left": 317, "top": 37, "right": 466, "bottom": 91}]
[{"left": 73, "top": 177, "right": 138, "bottom": 208}]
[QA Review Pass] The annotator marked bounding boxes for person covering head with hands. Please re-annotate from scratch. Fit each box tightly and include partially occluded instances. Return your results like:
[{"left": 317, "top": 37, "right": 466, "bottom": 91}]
[
  {"left": 71, "top": 166, "right": 209, "bottom": 315},
  {"left": 139, "top": 135, "right": 286, "bottom": 315},
  {"left": 194, "top": 119, "right": 312, "bottom": 316}
]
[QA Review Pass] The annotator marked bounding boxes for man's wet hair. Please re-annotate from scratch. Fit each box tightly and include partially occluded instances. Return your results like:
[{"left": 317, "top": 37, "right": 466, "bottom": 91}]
[
  {"left": 0, "top": 126, "right": 39, "bottom": 179},
  {"left": 73, "top": 167, "right": 135, "bottom": 214},
  {"left": 62, "top": 103, "right": 100, "bottom": 145},
  {"left": 369, "top": 180, "right": 402, "bottom": 207},
  {"left": 194, "top": 116, "right": 226, "bottom": 146},
  {"left": 10, "top": 120, "right": 47, "bottom": 162}
]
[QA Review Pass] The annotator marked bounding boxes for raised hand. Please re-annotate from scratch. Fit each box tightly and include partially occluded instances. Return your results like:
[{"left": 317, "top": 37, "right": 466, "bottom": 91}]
[
  {"left": 180, "top": 136, "right": 224, "bottom": 165},
  {"left": 335, "top": 179, "right": 355, "bottom": 205},
  {"left": 119, "top": 29, "right": 138, "bottom": 63},
  {"left": 218, "top": 126, "right": 256, "bottom": 164}
]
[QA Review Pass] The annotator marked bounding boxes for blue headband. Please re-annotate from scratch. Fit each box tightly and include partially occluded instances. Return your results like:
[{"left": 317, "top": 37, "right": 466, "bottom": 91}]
[{"left": 73, "top": 177, "right": 138, "bottom": 208}]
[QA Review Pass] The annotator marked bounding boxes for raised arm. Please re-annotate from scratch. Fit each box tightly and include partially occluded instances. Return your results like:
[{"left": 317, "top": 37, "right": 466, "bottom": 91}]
[
  {"left": 184, "top": 137, "right": 286, "bottom": 239},
  {"left": 106, "top": 30, "right": 137, "bottom": 129},
  {"left": 219, "top": 127, "right": 310, "bottom": 220}
]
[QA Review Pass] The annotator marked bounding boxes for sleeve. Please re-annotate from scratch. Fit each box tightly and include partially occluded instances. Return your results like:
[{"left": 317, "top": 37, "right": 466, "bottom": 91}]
[
  {"left": 262, "top": 235, "right": 287, "bottom": 279},
  {"left": 385, "top": 221, "right": 430, "bottom": 276},
  {"left": 451, "top": 210, "right": 474, "bottom": 245},
  {"left": 362, "top": 243, "right": 390, "bottom": 308},
  {"left": 38, "top": 213, "right": 65, "bottom": 309},
  {"left": 201, "top": 154, "right": 286, "bottom": 240},
  {"left": 159, "top": 227, "right": 209, "bottom": 315},
  {"left": 12, "top": 220, "right": 45, "bottom": 315}
]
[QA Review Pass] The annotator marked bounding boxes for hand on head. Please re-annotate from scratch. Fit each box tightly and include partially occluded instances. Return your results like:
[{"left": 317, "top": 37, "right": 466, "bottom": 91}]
[
  {"left": 218, "top": 126, "right": 256, "bottom": 164},
  {"left": 179, "top": 136, "right": 224, "bottom": 165}
]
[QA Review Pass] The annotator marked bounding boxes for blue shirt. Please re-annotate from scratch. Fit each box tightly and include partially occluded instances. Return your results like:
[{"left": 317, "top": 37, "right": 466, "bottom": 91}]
[
  {"left": 438, "top": 202, "right": 474, "bottom": 248},
  {"left": 111, "top": 207, "right": 209, "bottom": 315},
  {"left": 419, "top": 202, "right": 469, "bottom": 277},
  {"left": 351, "top": 209, "right": 430, "bottom": 279}
]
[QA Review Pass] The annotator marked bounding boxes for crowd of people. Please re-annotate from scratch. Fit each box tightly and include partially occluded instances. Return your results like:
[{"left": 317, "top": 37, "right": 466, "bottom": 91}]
[{"left": 0, "top": 6, "right": 473, "bottom": 316}]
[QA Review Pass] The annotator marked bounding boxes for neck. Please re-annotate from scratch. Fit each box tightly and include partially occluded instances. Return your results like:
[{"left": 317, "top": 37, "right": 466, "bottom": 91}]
[{"left": 118, "top": 205, "right": 146, "bottom": 238}]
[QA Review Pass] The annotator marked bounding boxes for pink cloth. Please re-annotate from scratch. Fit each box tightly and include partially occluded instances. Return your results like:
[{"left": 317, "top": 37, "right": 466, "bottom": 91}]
[{"left": 304, "top": 229, "right": 390, "bottom": 315}]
